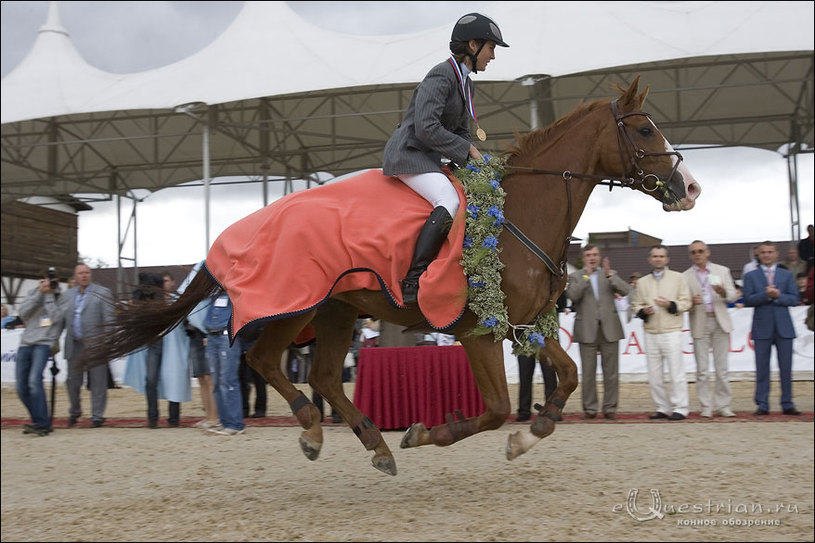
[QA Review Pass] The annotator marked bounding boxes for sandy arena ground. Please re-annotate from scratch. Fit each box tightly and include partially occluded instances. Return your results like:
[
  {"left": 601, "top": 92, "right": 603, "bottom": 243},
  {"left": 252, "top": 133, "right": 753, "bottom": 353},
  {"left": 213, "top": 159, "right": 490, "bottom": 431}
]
[{"left": 2, "top": 380, "right": 813, "bottom": 542}]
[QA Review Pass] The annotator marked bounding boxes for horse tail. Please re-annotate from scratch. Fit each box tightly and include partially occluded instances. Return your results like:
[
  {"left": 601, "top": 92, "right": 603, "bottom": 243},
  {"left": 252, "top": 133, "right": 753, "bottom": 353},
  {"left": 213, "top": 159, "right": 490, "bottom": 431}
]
[{"left": 82, "top": 269, "right": 221, "bottom": 369}]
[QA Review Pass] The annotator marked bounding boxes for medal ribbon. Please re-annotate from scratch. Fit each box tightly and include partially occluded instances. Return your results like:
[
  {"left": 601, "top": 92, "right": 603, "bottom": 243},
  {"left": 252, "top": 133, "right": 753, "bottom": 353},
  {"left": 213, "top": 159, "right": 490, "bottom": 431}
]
[{"left": 448, "top": 56, "right": 478, "bottom": 124}]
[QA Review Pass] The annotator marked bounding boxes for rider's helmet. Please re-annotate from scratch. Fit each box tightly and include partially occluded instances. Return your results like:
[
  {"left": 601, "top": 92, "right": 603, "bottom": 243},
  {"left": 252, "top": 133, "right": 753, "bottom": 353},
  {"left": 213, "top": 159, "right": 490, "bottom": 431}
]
[{"left": 450, "top": 13, "right": 509, "bottom": 48}]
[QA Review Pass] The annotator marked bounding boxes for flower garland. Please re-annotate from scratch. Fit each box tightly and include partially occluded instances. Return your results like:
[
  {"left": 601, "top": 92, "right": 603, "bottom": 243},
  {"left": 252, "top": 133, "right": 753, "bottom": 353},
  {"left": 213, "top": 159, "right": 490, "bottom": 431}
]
[{"left": 454, "top": 155, "right": 560, "bottom": 357}]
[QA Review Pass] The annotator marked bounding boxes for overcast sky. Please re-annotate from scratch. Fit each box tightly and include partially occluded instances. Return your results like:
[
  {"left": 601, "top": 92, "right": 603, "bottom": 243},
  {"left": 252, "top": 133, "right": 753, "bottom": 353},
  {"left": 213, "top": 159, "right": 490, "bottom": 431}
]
[{"left": 2, "top": 1, "right": 813, "bottom": 268}]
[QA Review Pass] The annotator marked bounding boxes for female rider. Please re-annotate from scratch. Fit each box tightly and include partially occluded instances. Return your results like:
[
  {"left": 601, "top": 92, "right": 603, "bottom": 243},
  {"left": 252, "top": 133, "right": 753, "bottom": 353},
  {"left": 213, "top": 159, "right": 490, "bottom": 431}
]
[{"left": 383, "top": 12, "right": 509, "bottom": 305}]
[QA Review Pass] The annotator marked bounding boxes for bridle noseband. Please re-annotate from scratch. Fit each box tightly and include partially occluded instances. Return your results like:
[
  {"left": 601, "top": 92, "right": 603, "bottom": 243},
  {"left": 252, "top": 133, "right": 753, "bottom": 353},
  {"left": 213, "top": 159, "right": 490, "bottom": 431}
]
[{"left": 609, "top": 99, "right": 684, "bottom": 194}]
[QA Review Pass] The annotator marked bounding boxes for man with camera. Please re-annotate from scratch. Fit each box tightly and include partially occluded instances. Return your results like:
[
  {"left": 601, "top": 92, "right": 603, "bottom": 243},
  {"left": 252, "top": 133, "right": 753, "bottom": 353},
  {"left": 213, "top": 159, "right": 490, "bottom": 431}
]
[
  {"left": 63, "top": 263, "right": 115, "bottom": 428},
  {"left": 15, "top": 267, "right": 66, "bottom": 436}
]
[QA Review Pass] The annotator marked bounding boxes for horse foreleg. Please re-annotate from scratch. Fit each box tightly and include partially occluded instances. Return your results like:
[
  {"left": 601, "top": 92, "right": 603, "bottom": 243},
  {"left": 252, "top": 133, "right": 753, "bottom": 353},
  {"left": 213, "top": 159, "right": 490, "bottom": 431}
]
[
  {"left": 506, "top": 340, "right": 579, "bottom": 460},
  {"left": 401, "top": 335, "right": 510, "bottom": 449},
  {"left": 310, "top": 300, "right": 396, "bottom": 476},
  {"left": 247, "top": 312, "right": 325, "bottom": 460}
]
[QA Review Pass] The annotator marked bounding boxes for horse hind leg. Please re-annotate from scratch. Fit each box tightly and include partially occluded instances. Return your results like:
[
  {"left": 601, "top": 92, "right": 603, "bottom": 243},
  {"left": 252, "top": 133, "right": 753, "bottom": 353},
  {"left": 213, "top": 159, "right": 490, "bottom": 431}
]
[
  {"left": 310, "top": 299, "right": 396, "bottom": 476},
  {"left": 246, "top": 311, "right": 325, "bottom": 461},
  {"left": 506, "top": 341, "right": 578, "bottom": 460}
]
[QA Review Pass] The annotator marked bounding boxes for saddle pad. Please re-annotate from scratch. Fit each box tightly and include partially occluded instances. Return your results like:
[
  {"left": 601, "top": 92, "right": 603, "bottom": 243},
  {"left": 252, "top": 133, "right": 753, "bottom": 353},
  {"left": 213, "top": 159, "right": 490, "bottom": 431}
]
[{"left": 205, "top": 169, "right": 468, "bottom": 339}]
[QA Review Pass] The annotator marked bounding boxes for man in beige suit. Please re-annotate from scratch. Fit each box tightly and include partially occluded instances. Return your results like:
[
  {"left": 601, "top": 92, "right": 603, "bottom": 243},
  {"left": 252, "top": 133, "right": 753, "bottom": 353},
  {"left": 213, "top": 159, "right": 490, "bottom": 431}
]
[
  {"left": 567, "top": 244, "right": 630, "bottom": 420},
  {"left": 683, "top": 240, "right": 739, "bottom": 418},
  {"left": 631, "top": 245, "right": 692, "bottom": 420}
]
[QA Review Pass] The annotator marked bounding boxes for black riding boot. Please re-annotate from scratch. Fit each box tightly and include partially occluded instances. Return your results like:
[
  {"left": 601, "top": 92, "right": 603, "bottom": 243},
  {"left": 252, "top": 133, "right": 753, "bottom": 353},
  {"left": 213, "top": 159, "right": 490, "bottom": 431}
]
[{"left": 401, "top": 206, "right": 453, "bottom": 305}]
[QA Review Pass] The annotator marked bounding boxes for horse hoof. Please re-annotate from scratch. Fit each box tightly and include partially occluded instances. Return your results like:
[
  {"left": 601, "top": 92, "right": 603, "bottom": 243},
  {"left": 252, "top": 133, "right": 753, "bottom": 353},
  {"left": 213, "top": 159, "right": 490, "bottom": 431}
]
[
  {"left": 505, "top": 430, "right": 542, "bottom": 461},
  {"left": 400, "top": 422, "right": 428, "bottom": 449},
  {"left": 371, "top": 455, "right": 398, "bottom": 476},
  {"left": 299, "top": 433, "right": 322, "bottom": 461}
]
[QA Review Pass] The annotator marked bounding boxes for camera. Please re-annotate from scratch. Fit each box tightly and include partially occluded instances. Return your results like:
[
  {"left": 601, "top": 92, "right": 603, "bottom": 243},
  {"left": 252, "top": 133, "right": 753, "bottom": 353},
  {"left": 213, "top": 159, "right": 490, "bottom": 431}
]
[{"left": 47, "top": 267, "right": 59, "bottom": 291}]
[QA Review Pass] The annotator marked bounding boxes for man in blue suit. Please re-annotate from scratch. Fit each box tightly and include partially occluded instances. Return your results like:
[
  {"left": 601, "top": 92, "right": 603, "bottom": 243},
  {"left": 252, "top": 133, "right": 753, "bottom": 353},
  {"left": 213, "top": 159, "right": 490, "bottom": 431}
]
[{"left": 742, "top": 241, "right": 802, "bottom": 416}]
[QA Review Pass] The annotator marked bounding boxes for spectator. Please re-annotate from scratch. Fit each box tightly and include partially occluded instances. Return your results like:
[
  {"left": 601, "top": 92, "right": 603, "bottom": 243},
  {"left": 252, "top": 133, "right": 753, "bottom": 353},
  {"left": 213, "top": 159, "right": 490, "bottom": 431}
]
[
  {"left": 514, "top": 293, "right": 567, "bottom": 422},
  {"left": 741, "top": 245, "right": 760, "bottom": 279},
  {"left": 683, "top": 240, "right": 739, "bottom": 418},
  {"left": 742, "top": 241, "right": 801, "bottom": 416},
  {"left": 2, "top": 303, "right": 24, "bottom": 329},
  {"left": 240, "top": 337, "right": 267, "bottom": 418},
  {"left": 631, "top": 245, "right": 692, "bottom": 421},
  {"left": 123, "top": 271, "right": 191, "bottom": 428},
  {"left": 15, "top": 271, "right": 66, "bottom": 436},
  {"left": 727, "top": 284, "right": 745, "bottom": 308},
  {"left": 798, "top": 224, "right": 814, "bottom": 273},
  {"left": 360, "top": 319, "right": 380, "bottom": 348},
  {"left": 567, "top": 245, "right": 630, "bottom": 420},
  {"left": 780, "top": 246, "right": 807, "bottom": 278},
  {"left": 795, "top": 272, "right": 808, "bottom": 304},
  {"left": 626, "top": 272, "right": 642, "bottom": 322},
  {"left": 177, "top": 261, "right": 219, "bottom": 429},
  {"left": 2, "top": 303, "right": 15, "bottom": 329},
  {"left": 63, "top": 263, "right": 115, "bottom": 428},
  {"left": 203, "top": 292, "right": 245, "bottom": 435}
]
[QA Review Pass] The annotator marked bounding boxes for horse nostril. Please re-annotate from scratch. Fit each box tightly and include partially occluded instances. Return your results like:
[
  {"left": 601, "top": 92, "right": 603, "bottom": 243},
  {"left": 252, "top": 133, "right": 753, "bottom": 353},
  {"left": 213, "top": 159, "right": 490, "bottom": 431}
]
[{"left": 687, "top": 182, "right": 701, "bottom": 199}]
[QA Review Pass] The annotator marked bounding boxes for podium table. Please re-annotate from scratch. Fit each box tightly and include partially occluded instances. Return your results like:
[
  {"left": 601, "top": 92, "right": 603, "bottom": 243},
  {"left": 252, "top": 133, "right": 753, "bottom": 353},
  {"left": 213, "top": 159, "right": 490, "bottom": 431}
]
[{"left": 353, "top": 345, "right": 485, "bottom": 430}]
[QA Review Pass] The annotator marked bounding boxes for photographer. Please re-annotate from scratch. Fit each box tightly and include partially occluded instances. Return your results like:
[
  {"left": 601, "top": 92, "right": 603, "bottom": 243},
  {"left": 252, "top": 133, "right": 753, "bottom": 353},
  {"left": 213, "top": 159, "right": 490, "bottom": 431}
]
[{"left": 16, "top": 268, "right": 66, "bottom": 436}]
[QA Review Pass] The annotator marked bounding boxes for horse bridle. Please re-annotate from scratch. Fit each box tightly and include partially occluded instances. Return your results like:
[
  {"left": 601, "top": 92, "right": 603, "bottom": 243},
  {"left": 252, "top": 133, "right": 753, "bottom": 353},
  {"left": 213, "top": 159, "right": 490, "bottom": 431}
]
[
  {"left": 506, "top": 99, "right": 685, "bottom": 194},
  {"left": 500, "top": 99, "right": 685, "bottom": 296}
]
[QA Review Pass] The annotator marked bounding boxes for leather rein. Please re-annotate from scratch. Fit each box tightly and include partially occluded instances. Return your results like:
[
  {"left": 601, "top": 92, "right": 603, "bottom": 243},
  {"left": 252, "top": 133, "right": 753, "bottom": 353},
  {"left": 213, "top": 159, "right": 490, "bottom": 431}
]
[{"left": 501, "top": 99, "right": 685, "bottom": 285}]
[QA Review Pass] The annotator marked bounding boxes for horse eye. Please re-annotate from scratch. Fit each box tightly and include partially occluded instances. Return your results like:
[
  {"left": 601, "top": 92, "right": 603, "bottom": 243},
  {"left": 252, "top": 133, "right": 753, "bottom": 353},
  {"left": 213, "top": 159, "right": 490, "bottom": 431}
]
[{"left": 638, "top": 126, "right": 653, "bottom": 137}]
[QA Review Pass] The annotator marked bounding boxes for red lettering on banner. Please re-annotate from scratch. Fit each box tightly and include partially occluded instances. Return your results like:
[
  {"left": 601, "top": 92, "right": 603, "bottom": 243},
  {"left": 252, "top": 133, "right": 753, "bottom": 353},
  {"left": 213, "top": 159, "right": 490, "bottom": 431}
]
[
  {"left": 559, "top": 327, "right": 573, "bottom": 350},
  {"left": 728, "top": 332, "right": 746, "bottom": 353},
  {"left": 623, "top": 331, "right": 643, "bottom": 355}
]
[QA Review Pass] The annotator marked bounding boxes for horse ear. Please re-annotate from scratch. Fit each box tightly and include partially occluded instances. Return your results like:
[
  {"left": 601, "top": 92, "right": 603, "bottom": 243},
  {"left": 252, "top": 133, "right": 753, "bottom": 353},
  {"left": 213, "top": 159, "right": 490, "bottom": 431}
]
[
  {"left": 617, "top": 75, "right": 649, "bottom": 109},
  {"left": 636, "top": 85, "right": 650, "bottom": 107}
]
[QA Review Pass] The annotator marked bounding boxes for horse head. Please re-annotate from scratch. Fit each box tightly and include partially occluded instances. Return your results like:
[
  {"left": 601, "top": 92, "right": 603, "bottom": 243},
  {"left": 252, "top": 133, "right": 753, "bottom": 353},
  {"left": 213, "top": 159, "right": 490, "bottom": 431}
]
[{"left": 603, "top": 76, "right": 701, "bottom": 211}]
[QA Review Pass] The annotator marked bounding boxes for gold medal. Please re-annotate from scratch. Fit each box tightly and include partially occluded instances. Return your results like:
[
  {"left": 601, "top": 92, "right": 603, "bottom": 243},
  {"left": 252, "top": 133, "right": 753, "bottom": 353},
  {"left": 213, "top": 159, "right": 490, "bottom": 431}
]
[{"left": 476, "top": 126, "right": 487, "bottom": 142}]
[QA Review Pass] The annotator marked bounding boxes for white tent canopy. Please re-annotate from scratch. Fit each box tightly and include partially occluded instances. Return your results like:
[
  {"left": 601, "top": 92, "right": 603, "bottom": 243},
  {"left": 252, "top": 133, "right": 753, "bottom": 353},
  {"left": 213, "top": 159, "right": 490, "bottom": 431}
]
[
  {"left": 1, "top": 1, "right": 812, "bottom": 206},
  {"left": 3, "top": 1, "right": 813, "bottom": 123}
]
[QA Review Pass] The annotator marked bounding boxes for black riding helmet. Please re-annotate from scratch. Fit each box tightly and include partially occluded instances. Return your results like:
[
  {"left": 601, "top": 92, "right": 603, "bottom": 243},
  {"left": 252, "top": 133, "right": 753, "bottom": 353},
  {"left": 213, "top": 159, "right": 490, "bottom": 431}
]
[{"left": 449, "top": 13, "right": 508, "bottom": 73}]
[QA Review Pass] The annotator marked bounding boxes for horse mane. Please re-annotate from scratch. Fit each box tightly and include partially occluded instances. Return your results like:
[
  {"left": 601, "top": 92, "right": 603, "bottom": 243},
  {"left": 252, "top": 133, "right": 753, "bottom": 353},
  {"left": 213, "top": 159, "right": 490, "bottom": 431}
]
[{"left": 502, "top": 98, "right": 611, "bottom": 164}]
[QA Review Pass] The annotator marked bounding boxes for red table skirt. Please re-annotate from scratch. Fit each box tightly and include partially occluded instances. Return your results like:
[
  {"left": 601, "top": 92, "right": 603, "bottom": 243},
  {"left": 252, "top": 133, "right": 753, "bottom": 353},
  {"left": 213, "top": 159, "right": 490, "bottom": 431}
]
[{"left": 353, "top": 345, "right": 485, "bottom": 430}]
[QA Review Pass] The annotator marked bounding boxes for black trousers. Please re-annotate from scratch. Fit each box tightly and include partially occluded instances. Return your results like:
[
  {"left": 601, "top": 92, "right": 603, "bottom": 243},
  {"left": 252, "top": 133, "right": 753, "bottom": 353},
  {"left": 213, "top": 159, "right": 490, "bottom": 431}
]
[
  {"left": 517, "top": 354, "right": 558, "bottom": 417},
  {"left": 240, "top": 353, "right": 267, "bottom": 416}
]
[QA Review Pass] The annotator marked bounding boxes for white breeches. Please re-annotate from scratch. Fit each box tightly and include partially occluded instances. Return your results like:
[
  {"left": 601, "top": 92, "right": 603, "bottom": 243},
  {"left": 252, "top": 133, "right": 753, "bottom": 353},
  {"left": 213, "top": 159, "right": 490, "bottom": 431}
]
[{"left": 397, "top": 172, "right": 460, "bottom": 217}]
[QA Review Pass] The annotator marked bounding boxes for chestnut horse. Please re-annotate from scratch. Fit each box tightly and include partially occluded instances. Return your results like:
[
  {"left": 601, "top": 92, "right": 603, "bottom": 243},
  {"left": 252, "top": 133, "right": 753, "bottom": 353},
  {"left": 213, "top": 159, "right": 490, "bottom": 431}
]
[{"left": 83, "top": 77, "right": 700, "bottom": 476}]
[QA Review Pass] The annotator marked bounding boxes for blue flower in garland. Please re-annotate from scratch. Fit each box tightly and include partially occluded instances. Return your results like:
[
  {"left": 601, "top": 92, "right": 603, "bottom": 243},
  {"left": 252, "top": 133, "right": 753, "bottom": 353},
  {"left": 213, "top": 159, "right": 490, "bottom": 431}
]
[
  {"left": 465, "top": 163, "right": 481, "bottom": 173},
  {"left": 483, "top": 154, "right": 491, "bottom": 162},
  {"left": 527, "top": 332, "right": 546, "bottom": 348},
  {"left": 490, "top": 179, "right": 501, "bottom": 191},
  {"left": 481, "top": 317, "right": 498, "bottom": 328},
  {"left": 466, "top": 204, "right": 480, "bottom": 220},
  {"left": 463, "top": 235, "right": 473, "bottom": 249},
  {"left": 482, "top": 235, "right": 498, "bottom": 250},
  {"left": 487, "top": 205, "right": 504, "bottom": 226},
  {"left": 468, "top": 278, "right": 485, "bottom": 288}
]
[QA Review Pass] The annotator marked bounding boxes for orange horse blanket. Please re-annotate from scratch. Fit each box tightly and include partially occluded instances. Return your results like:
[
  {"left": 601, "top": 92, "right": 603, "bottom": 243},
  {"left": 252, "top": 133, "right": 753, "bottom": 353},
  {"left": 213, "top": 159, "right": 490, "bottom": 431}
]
[{"left": 205, "top": 169, "right": 469, "bottom": 339}]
